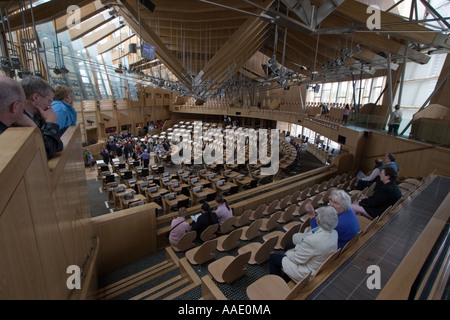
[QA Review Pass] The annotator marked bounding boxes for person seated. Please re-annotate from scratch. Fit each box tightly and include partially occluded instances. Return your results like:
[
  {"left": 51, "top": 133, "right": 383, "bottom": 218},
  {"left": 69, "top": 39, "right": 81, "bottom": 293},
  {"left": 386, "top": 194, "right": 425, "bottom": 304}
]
[
  {"left": 191, "top": 202, "right": 219, "bottom": 241},
  {"left": 356, "top": 158, "right": 384, "bottom": 190},
  {"left": 0, "top": 76, "right": 27, "bottom": 134},
  {"left": 214, "top": 196, "right": 233, "bottom": 226},
  {"left": 269, "top": 206, "right": 338, "bottom": 282},
  {"left": 305, "top": 189, "right": 360, "bottom": 249},
  {"left": 21, "top": 76, "right": 63, "bottom": 159},
  {"left": 168, "top": 207, "right": 191, "bottom": 246},
  {"left": 384, "top": 153, "right": 399, "bottom": 172},
  {"left": 351, "top": 166, "right": 402, "bottom": 220}
]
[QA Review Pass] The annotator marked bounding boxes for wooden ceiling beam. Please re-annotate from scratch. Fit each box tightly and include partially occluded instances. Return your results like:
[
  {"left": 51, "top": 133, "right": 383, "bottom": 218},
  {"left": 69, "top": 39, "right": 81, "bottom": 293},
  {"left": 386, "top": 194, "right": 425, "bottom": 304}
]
[
  {"left": 5, "top": 0, "right": 92, "bottom": 31},
  {"left": 54, "top": 0, "right": 108, "bottom": 33},
  {"left": 116, "top": 0, "right": 189, "bottom": 87},
  {"left": 82, "top": 22, "right": 124, "bottom": 48},
  {"left": 97, "top": 32, "right": 135, "bottom": 55}
]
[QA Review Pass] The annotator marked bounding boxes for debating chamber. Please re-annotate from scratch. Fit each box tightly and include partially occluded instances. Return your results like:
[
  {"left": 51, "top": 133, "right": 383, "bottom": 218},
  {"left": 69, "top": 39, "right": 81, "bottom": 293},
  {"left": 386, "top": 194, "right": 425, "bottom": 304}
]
[{"left": 0, "top": 0, "right": 449, "bottom": 305}]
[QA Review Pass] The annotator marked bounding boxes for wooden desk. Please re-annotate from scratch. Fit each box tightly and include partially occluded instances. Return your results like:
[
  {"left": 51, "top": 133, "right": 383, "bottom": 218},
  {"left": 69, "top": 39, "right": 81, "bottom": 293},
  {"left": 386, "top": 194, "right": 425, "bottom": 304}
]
[
  {"left": 121, "top": 194, "right": 147, "bottom": 209},
  {"left": 169, "top": 182, "right": 189, "bottom": 194},
  {"left": 222, "top": 170, "right": 241, "bottom": 180},
  {"left": 145, "top": 187, "right": 169, "bottom": 202},
  {"left": 113, "top": 188, "right": 135, "bottom": 210},
  {"left": 190, "top": 178, "right": 211, "bottom": 188},
  {"left": 234, "top": 176, "right": 252, "bottom": 187},
  {"left": 207, "top": 173, "right": 225, "bottom": 183},
  {"left": 215, "top": 181, "right": 238, "bottom": 195},
  {"left": 162, "top": 193, "right": 189, "bottom": 214},
  {"left": 191, "top": 187, "right": 216, "bottom": 204}
]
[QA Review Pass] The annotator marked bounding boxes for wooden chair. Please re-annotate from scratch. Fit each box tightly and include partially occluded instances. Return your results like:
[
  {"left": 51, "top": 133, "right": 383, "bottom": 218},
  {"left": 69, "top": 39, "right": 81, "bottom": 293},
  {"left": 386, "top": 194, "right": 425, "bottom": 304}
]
[
  {"left": 240, "top": 219, "right": 263, "bottom": 241},
  {"left": 340, "top": 230, "right": 362, "bottom": 255},
  {"left": 288, "top": 191, "right": 300, "bottom": 205},
  {"left": 238, "top": 234, "right": 279, "bottom": 265},
  {"left": 361, "top": 216, "right": 379, "bottom": 237},
  {"left": 377, "top": 205, "right": 393, "bottom": 223},
  {"left": 277, "top": 204, "right": 295, "bottom": 223},
  {"left": 249, "top": 204, "right": 266, "bottom": 221},
  {"left": 171, "top": 231, "right": 197, "bottom": 252},
  {"left": 185, "top": 239, "right": 217, "bottom": 265},
  {"left": 246, "top": 272, "right": 312, "bottom": 300},
  {"left": 208, "top": 251, "right": 252, "bottom": 284},
  {"left": 309, "top": 193, "right": 323, "bottom": 209},
  {"left": 263, "top": 199, "right": 280, "bottom": 216},
  {"left": 263, "top": 223, "right": 300, "bottom": 250},
  {"left": 277, "top": 195, "right": 291, "bottom": 211},
  {"left": 259, "top": 211, "right": 281, "bottom": 232},
  {"left": 298, "top": 187, "right": 311, "bottom": 202},
  {"left": 295, "top": 198, "right": 311, "bottom": 218},
  {"left": 200, "top": 224, "right": 219, "bottom": 242},
  {"left": 314, "top": 248, "right": 341, "bottom": 278},
  {"left": 216, "top": 228, "right": 243, "bottom": 252},
  {"left": 234, "top": 210, "right": 252, "bottom": 227},
  {"left": 218, "top": 216, "right": 236, "bottom": 234}
]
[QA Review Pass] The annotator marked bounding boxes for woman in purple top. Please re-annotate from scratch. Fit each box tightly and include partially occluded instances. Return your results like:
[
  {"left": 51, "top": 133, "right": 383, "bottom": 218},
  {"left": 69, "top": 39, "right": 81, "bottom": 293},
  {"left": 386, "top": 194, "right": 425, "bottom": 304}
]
[
  {"left": 214, "top": 196, "right": 233, "bottom": 225},
  {"left": 169, "top": 207, "right": 191, "bottom": 245}
]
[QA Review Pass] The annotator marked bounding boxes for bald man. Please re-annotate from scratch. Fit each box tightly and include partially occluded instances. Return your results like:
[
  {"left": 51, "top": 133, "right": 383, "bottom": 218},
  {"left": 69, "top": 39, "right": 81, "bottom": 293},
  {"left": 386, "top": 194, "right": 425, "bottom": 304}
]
[{"left": 0, "top": 76, "right": 27, "bottom": 134}]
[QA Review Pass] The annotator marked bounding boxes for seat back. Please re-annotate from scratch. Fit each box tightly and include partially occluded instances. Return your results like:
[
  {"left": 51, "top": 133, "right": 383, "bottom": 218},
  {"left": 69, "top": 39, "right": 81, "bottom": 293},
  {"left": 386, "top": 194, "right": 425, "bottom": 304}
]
[
  {"left": 254, "top": 235, "right": 278, "bottom": 265},
  {"left": 222, "top": 250, "right": 251, "bottom": 283},
  {"left": 219, "top": 216, "right": 236, "bottom": 234},
  {"left": 279, "top": 223, "right": 301, "bottom": 249},
  {"left": 279, "top": 204, "right": 295, "bottom": 223},
  {"left": 314, "top": 248, "right": 341, "bottom": 278},
  {"left": 250, "top": 204, "right": 266, "bottom": 220},
  {"left": 264, "top": 200, "right": 280, "bottom": 215},
  {"left": 189, "top": 239, "right": 217, "bottom": 265},
  {"left": 235, "top": 210, "right": 251, "bottom": 227},
  {"left": 172, "top": 231, "right": 197, "bottom": 252},
  {"left": 219, "top": 228, "right": 243, "bottom": 251},
  {"left": 362, "top": 216, "right": 379, "bottom": 236},
  {"left": 261, "top": 211, "right": 281, "bottom": 232},
  {"left": 285, "top": 271, "right": 312, "bottom": 300},
  {"left": 289, "top": 190, "right": 300, "bottom": 204},
  {"left": 200, "top": 223, "right": 219, "bottom": 242},
  {"left": 278, "top": 195, "right": 290, "bottom": 210},
  {"left": 340, "top": 230, "right": 363, "bottom": 255},
  {"left": 296, "top": 198, "right": 311, "bottom": 216},
  {"left": 241, "top": 219, "right": 263, "bottom": 241},
  {"left": 377, "top": 205, "right": 393, "bottom": 223}
]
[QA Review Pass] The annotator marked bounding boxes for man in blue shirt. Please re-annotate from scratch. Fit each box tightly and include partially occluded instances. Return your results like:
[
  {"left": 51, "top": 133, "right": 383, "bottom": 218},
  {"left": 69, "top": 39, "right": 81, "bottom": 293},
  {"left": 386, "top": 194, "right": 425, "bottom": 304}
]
[{"left": 305, "top": 189, "right": 360, "bottom": 249}]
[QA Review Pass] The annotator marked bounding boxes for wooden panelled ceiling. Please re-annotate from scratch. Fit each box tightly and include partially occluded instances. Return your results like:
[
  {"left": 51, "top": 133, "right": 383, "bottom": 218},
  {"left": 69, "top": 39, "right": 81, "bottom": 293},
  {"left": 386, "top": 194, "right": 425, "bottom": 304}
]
[{"left": 1, "top": 0, "right": 449, "bottom": 99}]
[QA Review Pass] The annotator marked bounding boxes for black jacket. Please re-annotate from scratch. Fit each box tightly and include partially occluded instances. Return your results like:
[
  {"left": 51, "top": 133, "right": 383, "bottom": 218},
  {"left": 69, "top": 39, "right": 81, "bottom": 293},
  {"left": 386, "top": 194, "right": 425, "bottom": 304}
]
[
  {"left": 24, "top": 111, "right": 63, "bottom": 159},
  {"left": 191, "top": 211, "right": 219, "bottom": 240},
  {"left": 360, "top": 181, "right": 402, "bottom": 218}
]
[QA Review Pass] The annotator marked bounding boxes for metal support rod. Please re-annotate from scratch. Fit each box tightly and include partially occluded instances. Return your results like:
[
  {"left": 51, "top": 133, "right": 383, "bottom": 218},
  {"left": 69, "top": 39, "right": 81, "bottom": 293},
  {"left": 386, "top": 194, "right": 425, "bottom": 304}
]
[{"left": 397, "top": 40, "right": 409, "bottom": 107}]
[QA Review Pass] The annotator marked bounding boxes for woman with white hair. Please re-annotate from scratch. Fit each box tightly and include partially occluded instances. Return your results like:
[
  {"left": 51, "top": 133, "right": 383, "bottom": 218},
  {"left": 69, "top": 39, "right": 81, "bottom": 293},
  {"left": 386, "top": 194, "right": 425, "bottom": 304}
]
[
  {"left": 305, "top": 189, "right": 360, "bottom": 249},
  {"left": 269, "top": 206, "right": 339, "bottom": 282}
]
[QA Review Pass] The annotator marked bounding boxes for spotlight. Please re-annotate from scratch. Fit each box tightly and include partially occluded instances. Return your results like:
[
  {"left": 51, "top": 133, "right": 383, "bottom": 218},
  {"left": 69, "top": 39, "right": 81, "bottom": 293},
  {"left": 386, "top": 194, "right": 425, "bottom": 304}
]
[
  {"left": 139, "top": 0, "right": 155, "bottom": 12},
  {"left": 53, "top": 68, "right": 62, "bottom": 75},
  {"left": 103, "top": 118, "right": 109, "bottom": 122},
  {"left": 87, "top": 120, "right": 94, "bottom": 124},
  {"left": 60, "top": 66, "right": 69, "bottom": 74}
]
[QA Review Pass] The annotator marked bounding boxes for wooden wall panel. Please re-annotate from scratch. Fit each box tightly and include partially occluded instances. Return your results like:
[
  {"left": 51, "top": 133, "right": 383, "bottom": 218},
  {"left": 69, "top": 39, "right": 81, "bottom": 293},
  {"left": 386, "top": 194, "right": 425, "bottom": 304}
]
[
  {"left": 0, "top": 126, "right": 95, "bottom": 299},
  {"left": 0, "top": 180, "right": 47, "bottom": 299},
  {"left": 91, "top": 204, "right": 158, "bottom": 275},
  {"left": 24, "top": 151, "right": 69, "bottom": 299}
]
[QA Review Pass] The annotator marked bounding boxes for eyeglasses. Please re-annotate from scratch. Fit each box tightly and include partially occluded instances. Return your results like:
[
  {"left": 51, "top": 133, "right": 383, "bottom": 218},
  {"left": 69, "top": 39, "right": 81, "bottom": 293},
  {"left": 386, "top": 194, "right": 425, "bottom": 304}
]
[{"left": 39, "top": 94, "right": 53, "bottom": 103}]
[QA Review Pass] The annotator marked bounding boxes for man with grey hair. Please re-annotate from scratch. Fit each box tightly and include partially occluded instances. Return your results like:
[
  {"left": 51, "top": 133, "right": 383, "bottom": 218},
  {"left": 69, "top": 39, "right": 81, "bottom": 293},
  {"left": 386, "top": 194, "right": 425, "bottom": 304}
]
[
  {"left": 21, "top": 76, "right": 63, "bottom": 159},
  {"left": 305, "top": 189, "right": 360, "bottom": 249},
  {"left": 269, "top": 206, "right": 338, "bottom": 282},
  {"left": 0, "top": 76, "right": 27, "bottom": 134}
]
